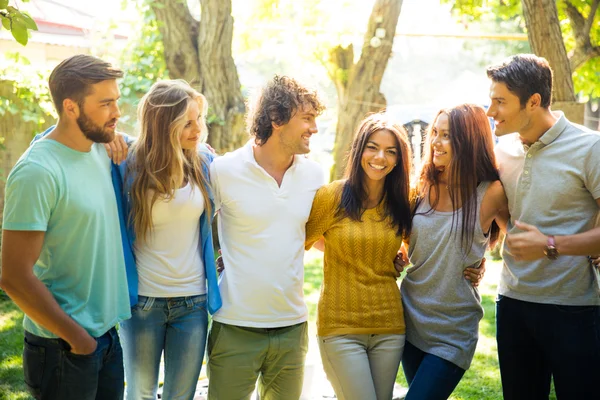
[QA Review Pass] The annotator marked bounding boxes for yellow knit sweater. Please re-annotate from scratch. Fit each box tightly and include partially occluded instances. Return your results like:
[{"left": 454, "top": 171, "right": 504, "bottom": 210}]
[{"left": 305, "top": 180, "right": 405, "bottom": 336}]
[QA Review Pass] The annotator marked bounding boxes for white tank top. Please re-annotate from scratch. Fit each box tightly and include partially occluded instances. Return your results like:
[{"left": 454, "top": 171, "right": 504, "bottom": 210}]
[{"left": 134, "top": 182, "right": 206, "bottom": 297}]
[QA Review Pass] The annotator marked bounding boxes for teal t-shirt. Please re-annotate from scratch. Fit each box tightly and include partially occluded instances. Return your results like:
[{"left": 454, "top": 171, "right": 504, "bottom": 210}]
[{"left": 3, "top": 138, "right": 131, "bottom": 338}]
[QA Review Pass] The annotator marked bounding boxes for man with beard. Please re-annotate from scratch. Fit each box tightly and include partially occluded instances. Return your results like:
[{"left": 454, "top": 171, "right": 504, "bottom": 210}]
[{"left": 0, "top": 54, "right": 131, "bottom": 400}]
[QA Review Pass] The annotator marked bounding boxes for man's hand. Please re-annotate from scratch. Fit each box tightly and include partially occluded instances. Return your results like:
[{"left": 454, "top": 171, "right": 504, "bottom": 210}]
[
  {"left": 69, "top": 332, "right": 98, "bottom": 355},
  {"left": 103, "top": 132, "right": 129, "bottom": 164},
  {"left": 464, "top": 257, "right": 487, "bottom": 288},
  {"left": 393, "top": 251, "right": 408, "bottom": 277},
  {"left": 505, "top": 220, "right": 547, "bottom": 261}
]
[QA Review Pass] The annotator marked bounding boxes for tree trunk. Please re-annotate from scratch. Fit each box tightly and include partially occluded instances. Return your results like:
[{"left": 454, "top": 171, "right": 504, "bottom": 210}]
[
  {"left": 520, "top": 0, "right": 576, "bottom": 103},
  {"left": 330, "top": 0, "right": 403, "bottom": 180},
  {"left": 151, "top": 0, "right": 246, "bottom": 152}
]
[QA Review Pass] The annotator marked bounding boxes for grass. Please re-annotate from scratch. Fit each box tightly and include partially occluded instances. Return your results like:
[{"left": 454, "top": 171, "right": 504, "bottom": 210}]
[
  {"left": 0, "top": 292, "right": 32, "bottom": 400},
  {"left": 303, "top": 252, "right": 557, "bottom": 400}
]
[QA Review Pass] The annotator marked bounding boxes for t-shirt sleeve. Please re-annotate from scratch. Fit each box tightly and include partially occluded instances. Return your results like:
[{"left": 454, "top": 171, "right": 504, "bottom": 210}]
[
  {"left": 305, "top": 184, "right": 336, "bottom": 250},
  {"left": 209, "top": 161, "right": 221, "bottom": 213},
  {"left": 584, "top": 139, "right": 600, "bottom": 200},
  {"left": 3, "top": 162, "right": 58, "bottom": 231}
]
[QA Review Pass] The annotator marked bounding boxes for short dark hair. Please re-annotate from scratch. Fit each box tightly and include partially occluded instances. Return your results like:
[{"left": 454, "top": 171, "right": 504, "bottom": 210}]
[
  {"left": 49, "top": 54, "right": 123, "bottom": 115},
  {"left": 247, "top": 75, "right": 326, "bottom": 145},
  {"left": 486, "top": 54, "right": 553, "bottom": 108}
]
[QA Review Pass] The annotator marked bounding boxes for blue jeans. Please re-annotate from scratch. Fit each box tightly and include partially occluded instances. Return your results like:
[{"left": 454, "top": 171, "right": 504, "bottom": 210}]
[
  {"left": 496, "top": 295, "right": 600, "bottom": 400},
  {"left": 120, "top": 295, "right": 209, "bottom": 400},
  {"left": 402, "top": 340, "right": 465, "bottom": 400},
  {"left": 22, "top": 327, "right": 124, "bottom": 400}
]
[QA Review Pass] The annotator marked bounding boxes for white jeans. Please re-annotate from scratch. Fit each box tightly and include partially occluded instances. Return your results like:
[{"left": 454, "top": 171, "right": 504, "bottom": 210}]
[{"left": 318, "top": 333, "right": 405, "bottom": 400}]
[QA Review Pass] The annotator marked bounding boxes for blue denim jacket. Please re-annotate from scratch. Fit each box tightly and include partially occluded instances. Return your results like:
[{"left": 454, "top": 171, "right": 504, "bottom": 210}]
[{"left": 33, "top": 128, "right": 222, "bottom": 315}]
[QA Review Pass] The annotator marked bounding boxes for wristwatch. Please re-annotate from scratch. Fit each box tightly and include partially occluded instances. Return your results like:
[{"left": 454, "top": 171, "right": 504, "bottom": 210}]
[{"left": 544, "top": 235, "right": 559, "bottom": 260}]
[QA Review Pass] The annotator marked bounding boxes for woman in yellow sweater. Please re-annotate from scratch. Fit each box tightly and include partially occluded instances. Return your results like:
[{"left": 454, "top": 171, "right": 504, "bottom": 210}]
[{"left": 305, "top": 112, "right": 413, "bottom": 400}]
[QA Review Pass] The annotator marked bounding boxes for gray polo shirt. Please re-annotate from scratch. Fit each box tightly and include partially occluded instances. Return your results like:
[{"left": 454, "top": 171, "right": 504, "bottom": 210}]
[{"left": 496, "top": 112, "right": 600, "bottom": 306}]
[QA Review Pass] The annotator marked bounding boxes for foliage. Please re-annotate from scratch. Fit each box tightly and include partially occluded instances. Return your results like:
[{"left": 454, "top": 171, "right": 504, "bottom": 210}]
[
  {"left": 0, "top": 0, "right": 38, "bottom": 46},
  {"left": 442, "top": 0, "right": 600, "bottom": 99},
  {"left": 0, "top": 295, "right": 32, "bottom": 400},
  {"left": 0, "top": 53, "right": 54, "bottom": 130},
  {"left": 117, "top": 0, "right": 168, "bottom": 131}
]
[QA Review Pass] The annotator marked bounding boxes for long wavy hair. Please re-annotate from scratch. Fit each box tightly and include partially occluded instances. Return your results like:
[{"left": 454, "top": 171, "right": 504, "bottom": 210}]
[
  {"left": 127, "top": 80, "right": 212, "bottom": 242},
  {"left": 336, "top": 113, "right": 412, "bottom": 238},
  {"left": 417, "top": 103, "right": 500, "bottom": 249}
]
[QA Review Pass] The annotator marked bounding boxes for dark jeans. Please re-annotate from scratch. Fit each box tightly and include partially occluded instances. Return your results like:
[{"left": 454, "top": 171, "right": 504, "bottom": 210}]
[
  {"left": 23, "top": 327, "right": 124, "bottom": 400},
  {"left": 402, "top": 340, "right": 466, "bottom": 400},
  {"left": 496, "top": 295, "right": 600, "bottom": 400}
]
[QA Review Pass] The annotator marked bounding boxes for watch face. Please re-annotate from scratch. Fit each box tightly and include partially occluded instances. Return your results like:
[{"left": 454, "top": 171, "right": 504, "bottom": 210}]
[{"left": 544, "top": 247, "right": 559, "bottom": 260}]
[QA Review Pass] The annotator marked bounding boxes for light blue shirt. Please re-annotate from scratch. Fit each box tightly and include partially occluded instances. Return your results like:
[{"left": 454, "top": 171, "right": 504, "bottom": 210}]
[{"left": 3, "top": 138, "right": 131, "bottom": 338}]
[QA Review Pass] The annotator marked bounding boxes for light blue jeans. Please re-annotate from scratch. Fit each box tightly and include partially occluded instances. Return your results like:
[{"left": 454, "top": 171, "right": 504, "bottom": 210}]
[
  {"left": 318, "top": 334, "right": 405, "bottom": 400},
  {"left": 119, "top": 295, "right": 208, "bottom": 400}
]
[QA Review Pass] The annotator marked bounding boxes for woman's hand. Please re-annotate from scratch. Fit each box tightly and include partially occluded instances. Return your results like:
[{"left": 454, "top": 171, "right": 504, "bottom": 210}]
[
  {"left": 103, "top": 133, "right": 129, "bottom": 164},
  {"left": 464, "top": 257, "right": 487, "bottom": 287}
]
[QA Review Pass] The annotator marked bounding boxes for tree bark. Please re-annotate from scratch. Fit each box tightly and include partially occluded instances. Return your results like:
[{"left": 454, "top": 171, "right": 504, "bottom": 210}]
[
  {"left": 330, "top": 0, "right": 403, "bottom": 179},
  {"left": 151, "top": 0, "right": 246, "bottom": 152},
  {"left": 521, "top": 0, "right": 576, "bottom": 102}
]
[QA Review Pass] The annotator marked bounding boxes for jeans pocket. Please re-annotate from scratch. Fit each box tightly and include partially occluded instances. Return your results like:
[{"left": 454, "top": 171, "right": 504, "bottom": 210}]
[
  {"left": 23, "top": 338, "right": 46, "bottom": 395},
  {"left": 320, "top": 334, "right": 348, "bottom": 344},
  {"left": 552, "top": 304, "right": 596, "bottom": 314}
]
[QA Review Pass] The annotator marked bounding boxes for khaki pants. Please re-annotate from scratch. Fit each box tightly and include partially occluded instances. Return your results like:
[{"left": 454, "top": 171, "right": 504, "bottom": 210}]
[{"left": 207, "top": 321, "right": 309, "bottom": 400}]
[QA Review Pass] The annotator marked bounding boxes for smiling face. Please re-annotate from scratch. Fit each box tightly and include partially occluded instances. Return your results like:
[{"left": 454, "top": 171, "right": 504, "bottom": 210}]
[
  {"left": 179, "top": 99, "right": 205, "bottom": 150},
  {"left": 486, "top": 81, "right": 532, "bottom": 137},
  {"left": 360, "top": 129, "right": 399, "bottom": 185},
  {"left": 277, "top": 106, "right": 318, "bottom": 155},
  {"left": 431, "top": 113, "right": 452, "bottom": 170}
]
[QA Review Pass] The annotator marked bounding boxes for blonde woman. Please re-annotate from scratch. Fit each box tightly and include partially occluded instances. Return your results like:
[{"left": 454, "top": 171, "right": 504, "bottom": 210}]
[{"left": 116, "top": 80, "right": 221, "bottom": 400}]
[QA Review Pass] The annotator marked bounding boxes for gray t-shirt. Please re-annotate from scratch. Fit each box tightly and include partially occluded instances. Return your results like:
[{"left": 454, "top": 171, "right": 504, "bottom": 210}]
[
  {"left": 495, "top": 112, "right": 600, "bottom": 306},
  {"left": 402, "top": 182, "right": 491, "bottom": 370}
]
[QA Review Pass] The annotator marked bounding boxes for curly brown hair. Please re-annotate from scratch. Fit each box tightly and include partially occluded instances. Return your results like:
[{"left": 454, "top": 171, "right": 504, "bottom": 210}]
[{"left": 247, "top": 75, "right": 326, "bottom": 145}]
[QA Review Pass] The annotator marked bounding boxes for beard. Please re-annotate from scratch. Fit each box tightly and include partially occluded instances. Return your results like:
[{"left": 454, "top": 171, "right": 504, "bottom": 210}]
[{"left": 77, "top": 111, "right": 116, "bottom": 143}]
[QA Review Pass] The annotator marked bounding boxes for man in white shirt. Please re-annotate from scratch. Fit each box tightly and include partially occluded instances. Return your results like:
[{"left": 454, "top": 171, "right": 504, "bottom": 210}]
[{"left": 207, "top": 75, "right": 326, "bottom": 400}]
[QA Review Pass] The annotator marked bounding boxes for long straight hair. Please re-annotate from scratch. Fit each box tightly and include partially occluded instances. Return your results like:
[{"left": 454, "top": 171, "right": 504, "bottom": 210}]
[
  {"left": 336, "top": 113, "right": 412, "bottom": 238},
  {"left": 417, "top": 104, "right": 500, "bottom": 249},
  {"left": 127, "top": 80, "right": 212, "bottom": 242}
]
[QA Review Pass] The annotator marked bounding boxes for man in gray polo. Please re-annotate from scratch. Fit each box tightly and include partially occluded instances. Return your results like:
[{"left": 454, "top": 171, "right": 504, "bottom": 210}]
[{"left": 486, "top": 54, "right": 600, "bottom": 399}]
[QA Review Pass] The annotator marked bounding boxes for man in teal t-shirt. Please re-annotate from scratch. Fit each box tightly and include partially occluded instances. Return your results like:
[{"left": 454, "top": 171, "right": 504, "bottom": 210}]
[{"left": 1, "top": 55, "right": 130, "bottom": 400}]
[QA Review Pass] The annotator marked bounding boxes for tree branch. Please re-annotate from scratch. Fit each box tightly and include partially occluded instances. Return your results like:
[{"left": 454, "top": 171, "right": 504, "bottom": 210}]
[
  {"left": 565, "top": 0, "right": 600, "bottom": 71},
  {"left": 151, "top": 0, "right": 201, "bottom": 84}
]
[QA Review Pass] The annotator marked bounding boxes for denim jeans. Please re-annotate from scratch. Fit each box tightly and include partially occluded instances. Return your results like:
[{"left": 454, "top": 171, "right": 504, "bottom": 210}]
[
  {"left": 401, "top": 340, "right": 465, "bottom": 400},
  {"left": 22, "top": 327, "right": 124, "bottom": 400},
  {"left": 317, "top": 334, "right": 405, "bottom": 400},
  {"left": 119, "top": 295, "right": 208, "bottom": 400},
  {"left": 207, "top": 321, "right": 309, "bottom": 400},
  {"left": 496, "top": 295, "right": 600, "bottom": 400}
]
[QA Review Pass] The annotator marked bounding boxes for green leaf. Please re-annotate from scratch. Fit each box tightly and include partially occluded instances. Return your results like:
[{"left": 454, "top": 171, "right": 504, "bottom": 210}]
[
  {"left": 11, "top": 21, "right": 28, "bottom": 45},
  {"left": 1, "top": 15, "right": 10, "bottom": 31},
  {"left": 20, "top": 11, "right": 37, "bottom": 30},
  {"left": 0, "top": 0, "right": 9, "bottom": 9}
]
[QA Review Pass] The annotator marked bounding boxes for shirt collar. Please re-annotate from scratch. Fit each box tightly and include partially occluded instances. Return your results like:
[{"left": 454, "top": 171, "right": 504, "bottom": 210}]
[{"left": 538, "top": 111, "right": 567, "bottom": 146}]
